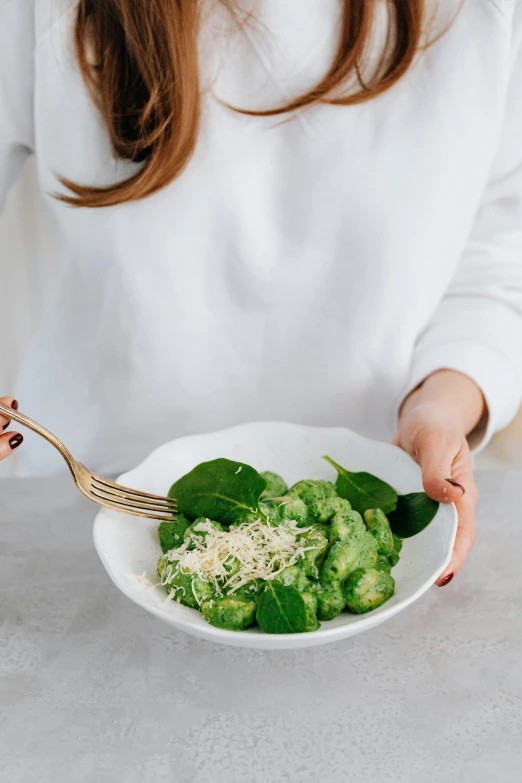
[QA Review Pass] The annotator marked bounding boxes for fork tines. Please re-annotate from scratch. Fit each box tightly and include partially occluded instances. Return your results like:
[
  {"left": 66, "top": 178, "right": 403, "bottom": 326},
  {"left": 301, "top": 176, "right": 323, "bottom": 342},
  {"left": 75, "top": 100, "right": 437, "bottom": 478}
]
[{"left": 91, "top": 476, "right": 178, "bottom": 519}]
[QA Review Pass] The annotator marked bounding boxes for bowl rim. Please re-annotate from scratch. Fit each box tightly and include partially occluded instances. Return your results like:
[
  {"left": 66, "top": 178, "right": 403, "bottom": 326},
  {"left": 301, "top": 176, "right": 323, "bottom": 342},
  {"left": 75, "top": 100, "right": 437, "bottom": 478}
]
[{"left": 93, "top": 420, "right": 458, "bottom": 645}]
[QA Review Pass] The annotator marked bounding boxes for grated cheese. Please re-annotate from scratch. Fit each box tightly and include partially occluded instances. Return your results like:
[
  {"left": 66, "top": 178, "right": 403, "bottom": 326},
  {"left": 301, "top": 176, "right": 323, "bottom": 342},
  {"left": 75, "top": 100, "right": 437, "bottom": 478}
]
[
  {"left": 126, "top": 570, "right": 161, "bottom": 590},
  {"left": 159, "top": 517, "right": 317, "bottom": 596},
  {"left": 193, "top": 519, "right": 218, "bottom": 534},
  {"left": 166, "top": 585, "right": 186, "bottom": 604}
]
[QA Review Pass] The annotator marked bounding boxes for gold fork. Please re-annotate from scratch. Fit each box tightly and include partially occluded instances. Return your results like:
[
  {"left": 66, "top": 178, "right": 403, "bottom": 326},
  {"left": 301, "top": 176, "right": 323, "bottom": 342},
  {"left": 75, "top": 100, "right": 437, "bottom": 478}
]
[{"left": 0, "top": 402, "right": 177, "bottom": 520}]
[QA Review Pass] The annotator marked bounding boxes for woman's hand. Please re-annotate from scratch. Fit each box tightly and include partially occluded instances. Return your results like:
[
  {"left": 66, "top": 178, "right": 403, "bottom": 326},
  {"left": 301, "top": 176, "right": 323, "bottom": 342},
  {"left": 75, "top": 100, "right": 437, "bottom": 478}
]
[
  {"left": 0, "top": 397, "right": 23, "bottom": 460},
  {"left": 393, "top": 370, "right": 485, "bottom": 586}
]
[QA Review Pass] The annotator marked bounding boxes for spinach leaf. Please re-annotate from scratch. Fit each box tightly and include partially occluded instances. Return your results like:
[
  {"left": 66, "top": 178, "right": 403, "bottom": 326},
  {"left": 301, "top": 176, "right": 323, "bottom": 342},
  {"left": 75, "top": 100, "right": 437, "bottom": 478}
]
[
  {"left": 323, "top": 456, "right": 398, "bottom": 515},
  {"left": 169, "top": 458, "right": 267, "bottom": 524},
  {"left": 256, "top": 582, "right": 307, "bottom": 634},
  {"left": 387, "top": 493, "right": 439, "bottom": 538}
]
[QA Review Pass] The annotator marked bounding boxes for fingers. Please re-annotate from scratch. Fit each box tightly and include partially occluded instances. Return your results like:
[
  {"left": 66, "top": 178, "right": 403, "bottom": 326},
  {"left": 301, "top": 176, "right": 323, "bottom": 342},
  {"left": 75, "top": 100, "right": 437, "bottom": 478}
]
[
  {"left": 416, "top": 432, "right": 477, "bottom": 585},
  {"left": 0, "top": 397, "right": 23, "bottom": 461},
  {"left": 0, "top": 430, "right": 24, "bottom": 461},
  {"left": 0, "top": 396, "right": 18, "bottom": 431},
  {"left": 435, "top": 487, "right": 477, "bottom": 586},
  {"left": 415, "top": 429, "right": 469, "bottom": 505},
  {"left": 395, "top": 420, "right": 478, "bottom": 586}
]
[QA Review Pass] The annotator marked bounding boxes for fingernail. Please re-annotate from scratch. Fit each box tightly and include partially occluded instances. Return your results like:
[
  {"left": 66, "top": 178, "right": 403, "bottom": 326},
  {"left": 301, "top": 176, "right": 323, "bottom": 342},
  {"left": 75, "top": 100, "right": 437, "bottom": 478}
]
[
  {"left": 439, "top": 572, "right": 454, "bottom": 587},
  {"left": 446, "top": 478, "right": 465, "bottom": 494},
  {"left": 2, "top": 400, "right": 18, "bottom": 431},
  {"left": 9, "top": 434, "right": 23, "bottom": 450}
]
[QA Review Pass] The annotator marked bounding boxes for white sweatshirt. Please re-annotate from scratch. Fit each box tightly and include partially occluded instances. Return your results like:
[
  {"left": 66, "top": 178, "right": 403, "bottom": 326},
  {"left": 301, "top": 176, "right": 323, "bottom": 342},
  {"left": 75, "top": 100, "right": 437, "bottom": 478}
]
[{"left": 2, "top": 0, "right": 522, "bottom": 476}]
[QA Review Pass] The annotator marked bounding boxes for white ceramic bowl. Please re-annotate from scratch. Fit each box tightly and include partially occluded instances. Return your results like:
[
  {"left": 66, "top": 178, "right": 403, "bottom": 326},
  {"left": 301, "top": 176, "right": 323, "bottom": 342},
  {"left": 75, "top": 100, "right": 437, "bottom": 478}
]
[{"left": 93, "top": 422, "right": 458, "bottom": 649}]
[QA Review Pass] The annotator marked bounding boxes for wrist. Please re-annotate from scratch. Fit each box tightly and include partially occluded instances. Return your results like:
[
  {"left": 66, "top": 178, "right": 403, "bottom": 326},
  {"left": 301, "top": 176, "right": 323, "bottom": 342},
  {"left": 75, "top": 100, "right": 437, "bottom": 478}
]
[{"left": 399, "top": 370, "right": 486, "bottom": 436}]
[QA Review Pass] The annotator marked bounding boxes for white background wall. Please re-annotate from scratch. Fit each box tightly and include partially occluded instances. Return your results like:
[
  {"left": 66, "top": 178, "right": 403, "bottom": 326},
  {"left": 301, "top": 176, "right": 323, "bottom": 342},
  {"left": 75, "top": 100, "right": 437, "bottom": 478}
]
[{"left": 1, "top": 160, "right": 522, "bottom": 474}]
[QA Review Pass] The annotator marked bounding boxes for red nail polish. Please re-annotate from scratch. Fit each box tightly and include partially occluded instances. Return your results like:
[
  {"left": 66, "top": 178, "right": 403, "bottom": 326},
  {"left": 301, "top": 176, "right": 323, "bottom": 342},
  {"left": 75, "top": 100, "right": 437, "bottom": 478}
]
[
  {"left": 446, "top": 479, "right": 465, "bottom": 494},
  {"left": 9, "top": 434, "right": 23, "bottom": 450},
  {"left": 2, "top": 400, "right": 18, "bottom": 431},
  {"left": 439, "top": 572, "right": 454, "bottom": 587}
]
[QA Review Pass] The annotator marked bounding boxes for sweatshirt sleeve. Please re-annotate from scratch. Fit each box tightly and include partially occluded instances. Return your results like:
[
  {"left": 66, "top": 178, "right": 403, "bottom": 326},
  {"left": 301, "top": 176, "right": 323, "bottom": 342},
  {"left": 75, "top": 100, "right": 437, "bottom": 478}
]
[
  {"left": 0, "top": 0, "right": 35, "bottom": 214},
  {"left": 398, "top": 14, "right": 522, "bottom": 453}
]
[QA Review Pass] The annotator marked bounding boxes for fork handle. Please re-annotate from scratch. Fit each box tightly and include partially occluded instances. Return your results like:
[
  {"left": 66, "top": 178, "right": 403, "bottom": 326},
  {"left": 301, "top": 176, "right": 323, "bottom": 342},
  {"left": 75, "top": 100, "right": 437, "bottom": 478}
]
[{"left": 0, "top": 402, "right": 77, "bottom": 474}]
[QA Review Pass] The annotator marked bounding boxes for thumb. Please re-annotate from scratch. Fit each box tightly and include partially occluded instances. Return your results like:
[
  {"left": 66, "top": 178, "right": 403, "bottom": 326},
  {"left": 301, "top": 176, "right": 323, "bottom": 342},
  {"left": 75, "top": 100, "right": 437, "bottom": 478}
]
[{"left": 414, "top": 430, "right": 466, "bottom": 504}]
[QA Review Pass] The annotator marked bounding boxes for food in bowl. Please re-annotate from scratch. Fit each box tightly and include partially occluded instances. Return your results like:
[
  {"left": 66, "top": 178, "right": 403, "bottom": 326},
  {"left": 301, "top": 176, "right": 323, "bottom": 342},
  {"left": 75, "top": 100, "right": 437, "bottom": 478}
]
[{"left": 156, "top": 456, "right": 438, "bottom": 634}]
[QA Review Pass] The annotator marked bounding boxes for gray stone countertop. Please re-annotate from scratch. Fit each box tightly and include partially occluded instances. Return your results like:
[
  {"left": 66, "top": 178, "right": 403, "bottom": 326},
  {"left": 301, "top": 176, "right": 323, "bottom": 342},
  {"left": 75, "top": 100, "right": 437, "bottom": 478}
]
[{"left": 1, "top": 471, "right": 521, "bottom": 783}]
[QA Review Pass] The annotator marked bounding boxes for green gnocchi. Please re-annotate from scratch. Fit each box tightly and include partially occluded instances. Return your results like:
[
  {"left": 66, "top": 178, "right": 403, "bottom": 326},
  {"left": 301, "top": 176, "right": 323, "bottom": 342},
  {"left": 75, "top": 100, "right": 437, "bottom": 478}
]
[{"left": 155, "top": 457, "right": 423, "bottom": 634}]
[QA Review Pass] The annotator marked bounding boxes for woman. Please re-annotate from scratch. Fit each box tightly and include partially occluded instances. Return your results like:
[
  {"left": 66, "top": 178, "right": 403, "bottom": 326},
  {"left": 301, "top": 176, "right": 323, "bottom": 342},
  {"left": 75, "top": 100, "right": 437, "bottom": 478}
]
[{"left": 1, "top": 0, "right": 521, "bottom": 586}]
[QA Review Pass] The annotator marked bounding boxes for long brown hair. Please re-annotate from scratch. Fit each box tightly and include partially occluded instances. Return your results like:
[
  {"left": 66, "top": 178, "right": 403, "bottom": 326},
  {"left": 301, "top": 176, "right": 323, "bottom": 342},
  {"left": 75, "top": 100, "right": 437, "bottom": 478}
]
[{"left": 59, "top": 0, "right": 426, "bottom": 208}]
